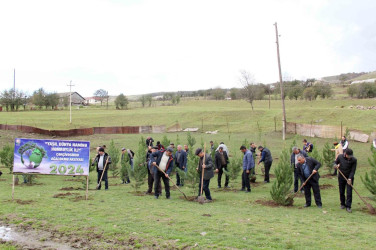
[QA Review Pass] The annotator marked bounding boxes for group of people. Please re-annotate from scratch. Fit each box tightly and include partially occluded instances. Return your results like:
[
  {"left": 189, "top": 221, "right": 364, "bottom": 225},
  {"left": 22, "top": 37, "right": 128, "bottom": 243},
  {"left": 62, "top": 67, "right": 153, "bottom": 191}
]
[
  {"left": 91, "top": 135, "right": 358, "bottom": 212},
  {"left": 292, "top": 136, "right": 356, "bottom": 212}
]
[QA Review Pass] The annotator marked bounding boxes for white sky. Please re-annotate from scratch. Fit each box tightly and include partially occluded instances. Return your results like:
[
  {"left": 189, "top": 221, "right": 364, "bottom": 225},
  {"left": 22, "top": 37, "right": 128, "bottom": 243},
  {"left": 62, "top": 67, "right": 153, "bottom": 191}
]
[{"left": 0, "top": 0, "right": 375, "bottom": 96}]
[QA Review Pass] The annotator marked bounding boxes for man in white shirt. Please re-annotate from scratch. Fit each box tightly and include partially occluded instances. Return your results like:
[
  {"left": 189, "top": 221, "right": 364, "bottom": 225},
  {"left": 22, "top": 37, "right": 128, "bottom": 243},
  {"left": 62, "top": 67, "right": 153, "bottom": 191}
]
[{"left": 151, "top": 148, "right": 174, "bottom": 199}]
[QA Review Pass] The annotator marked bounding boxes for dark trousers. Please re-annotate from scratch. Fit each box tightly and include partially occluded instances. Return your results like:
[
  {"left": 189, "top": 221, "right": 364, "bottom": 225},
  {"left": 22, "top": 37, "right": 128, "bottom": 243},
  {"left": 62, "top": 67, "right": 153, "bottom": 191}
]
[
  {"left": 264, "top": 161, "right": 272, "bottom": 182},
  {"left": 147, "top": 169, "right": 162, "bottom": 194},
  {"left": 242, "top": 170, "right": 251, "bottom": 191},
  {"left": 338, "top": 176, "right": 353, "bottom": 208},
  {"left": 176, "top": 166, "right": 185, "bottom": 186},
  {"left": 294, "top": 168, "right": 303, "bottom": 192},
  {"left": 154, "top": 171, "right": 170, "bottom": 198},
  {"left": 218, "top": 166, "right": 229, "bottom": 187},
  {"left": 97, "top": 170, "right": 108, "bottom": 190},
  {"left": 303, "top": 178, "right": 322, "bottom": 206},
  {"left": 198, "top": 178, "right": 212, "bottom": 200}
]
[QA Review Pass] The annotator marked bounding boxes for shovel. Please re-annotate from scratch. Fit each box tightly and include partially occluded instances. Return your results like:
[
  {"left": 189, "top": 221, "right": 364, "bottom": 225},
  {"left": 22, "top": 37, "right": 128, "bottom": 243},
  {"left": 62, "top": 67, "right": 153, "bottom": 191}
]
[
  {"left": 285, "top": 171, "right": 315, "bottom": 205},
  {"left": 198, "top": 144, "right": 207, "bottom": 204},
  {"left": 337, "top": 167, "right": 376, "bottom": 215},
  {"left": 154, "top": 165, "right": 188, "bottom": 200},
  {"left": 96, "top": 157, "right": 109, "bottom": 189}
]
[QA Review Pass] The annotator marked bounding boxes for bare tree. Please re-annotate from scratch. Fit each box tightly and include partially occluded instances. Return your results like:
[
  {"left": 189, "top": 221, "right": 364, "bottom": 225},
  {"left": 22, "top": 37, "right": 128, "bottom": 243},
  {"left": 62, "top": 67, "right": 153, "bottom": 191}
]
[
  {"left": 93, "top": 89, "right": 108, "bottom": 106},
  {"left": 239, "top": 70, "right": 257, "bottom": 110}
]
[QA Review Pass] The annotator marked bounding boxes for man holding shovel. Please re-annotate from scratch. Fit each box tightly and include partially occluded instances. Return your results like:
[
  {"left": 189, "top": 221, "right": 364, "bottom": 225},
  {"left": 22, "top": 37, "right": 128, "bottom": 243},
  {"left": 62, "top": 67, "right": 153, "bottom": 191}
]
[
  {"left": 151, "top": 147, "right": 174, "bottom": 199},
  {"left": 334, "top": 148, "right": 357, "bottom": 213},
  {"left": 93, "top": 147, "right": 112, "bottom": 190},
  {"left": 296, "top": 154, "right": 322, "bottom": 208},
  {"left": 195, "top": 148, "right": 215, "bottom": 202}
]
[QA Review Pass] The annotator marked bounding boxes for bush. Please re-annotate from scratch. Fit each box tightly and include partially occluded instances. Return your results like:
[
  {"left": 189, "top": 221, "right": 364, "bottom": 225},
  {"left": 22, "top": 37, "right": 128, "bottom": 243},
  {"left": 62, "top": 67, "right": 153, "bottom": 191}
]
[
  {"left": 310, "top": 144, "right": 323, "bottom": 166},
  {"left": 322, "top": 142, "right": 335, "bottom": 174},
  {"left": 128, "top": 137, "right": 147, "bottom": 192},
  {"left": 120, "top": 152, "right": 130, "bottom": 183},
  {"left": 361, "top": 147, "right": 376, "bottom": 195},
  {"left": 270, "top": 149, "right": 293, "bottom": 205},
  {"left": 223, "top": 153, "right": 242, "bottom": 187},
  {"left": 0, "top": 144, "right": 14, "bottom": 173},
  {"left": 108, "top": 140, "right": 120, "bottom": 177},
  {"left": 185, "top": 146, "right": 200, "bottom": 195}
]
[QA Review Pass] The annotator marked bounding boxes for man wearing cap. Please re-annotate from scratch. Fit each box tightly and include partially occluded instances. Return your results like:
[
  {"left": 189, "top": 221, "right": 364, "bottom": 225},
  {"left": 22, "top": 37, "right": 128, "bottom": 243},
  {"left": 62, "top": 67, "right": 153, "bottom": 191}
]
[
  {"left": 195, "top": 148, "right": 215, "bottom": 202},
  {"left": 215, "top": 146, "right": 229, "bottom": 188},
  {"left": 175, "top": 145, "right": 188, "bottom": 186},
  {"left": 334, "top": 148, "right": 357, "bottom": 213},
  {"left": 92, "top": 147, "right": 112, "bottom": 190},
  {"left": 151, "top": 147, "right": 174, "bottom": 199},
  {"left": 257, "top": 145, "right": 273, "bottom": 183}
]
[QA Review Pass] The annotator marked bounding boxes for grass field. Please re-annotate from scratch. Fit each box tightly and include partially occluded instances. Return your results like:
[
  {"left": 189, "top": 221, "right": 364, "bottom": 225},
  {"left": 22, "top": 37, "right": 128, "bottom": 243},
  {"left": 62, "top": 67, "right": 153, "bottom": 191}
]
[{"left": 0, "top": 99, "right": 376, "bottom": 249}]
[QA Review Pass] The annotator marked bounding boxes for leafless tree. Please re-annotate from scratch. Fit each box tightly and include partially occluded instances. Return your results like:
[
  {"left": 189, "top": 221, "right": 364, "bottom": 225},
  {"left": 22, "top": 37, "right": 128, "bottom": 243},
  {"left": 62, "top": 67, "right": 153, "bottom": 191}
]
[{"left": 239, "top": 70, "right": 257, "bottom": 110}]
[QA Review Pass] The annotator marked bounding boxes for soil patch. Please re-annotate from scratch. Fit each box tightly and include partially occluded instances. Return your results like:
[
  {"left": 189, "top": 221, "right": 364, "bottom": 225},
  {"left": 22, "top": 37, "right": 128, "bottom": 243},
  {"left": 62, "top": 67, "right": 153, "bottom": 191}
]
[
  {"left": 4, "top": 199, "right": 34, "bottom": 205},
  {"left": 321, "top": 174, "right": 336, "bottom": 179},
  {"left": 53, "top": 192, "right": 76, "bottom": 198},
  {"left": 255, "top": 199, "right": 291, "bottom": 207},
  {"left": 251, "top": 182, "right": 264, "bottom": 187},
  {"left": 64, "top": 178, "right": 82, "bottom": 182},
  {"left": 0, "top": 179, "right": 6, "bottom": 182},
  {"left": 70, "top": 195, "right": 91, "bottom": 202},
  {"left": 320, "top": 184, "right": 335, "bottom": 190},
  {"left": 129, "top": 191, "right": 147, "bottom": 196},
  {"left": 202, "top": 214, "right": 212, "bottom": 217},
  {"left": 214, "top": 188, "right": 238, "bottom": 192},
  {"left": 179, "top": 196, "right": 197, "bottom": 202},
  {"left": 60, "top": 187, "right": 83, "bottom": 191}
]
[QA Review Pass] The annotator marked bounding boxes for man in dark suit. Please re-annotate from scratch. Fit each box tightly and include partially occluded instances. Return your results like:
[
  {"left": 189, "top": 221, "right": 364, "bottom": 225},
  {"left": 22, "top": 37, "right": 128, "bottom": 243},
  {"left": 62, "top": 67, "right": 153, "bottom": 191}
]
[
  {"left": 296, "top": 154, "right": 322, "bottom": 208},
  {"left": 175, "top": 145, "right": 188, "bottom": 186},
  {"left": 215, "top": 146, "right": 229, "bottom": 188},
  {"left": 291, "top": 146, "right": 308, "bottom": 193},
  {"left": 195, "top": 148, "right": 215, "bottom": 202}
]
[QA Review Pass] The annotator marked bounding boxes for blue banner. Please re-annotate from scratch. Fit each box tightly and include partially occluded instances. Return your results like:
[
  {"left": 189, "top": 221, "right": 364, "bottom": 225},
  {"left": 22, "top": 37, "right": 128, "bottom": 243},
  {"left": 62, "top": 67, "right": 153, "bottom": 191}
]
[{"left": 13, "top": 138, "right": 90, "bottom": 176}]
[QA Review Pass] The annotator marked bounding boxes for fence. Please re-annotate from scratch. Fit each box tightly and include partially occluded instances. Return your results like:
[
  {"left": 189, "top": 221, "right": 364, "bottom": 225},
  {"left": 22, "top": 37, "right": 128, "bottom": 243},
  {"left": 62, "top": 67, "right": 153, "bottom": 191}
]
[
  {"left": 0, "top": 124, "right": 166, "bottom": 137},
  {"left": 286, "top": 122, "right": 371, "bottom": 143}
]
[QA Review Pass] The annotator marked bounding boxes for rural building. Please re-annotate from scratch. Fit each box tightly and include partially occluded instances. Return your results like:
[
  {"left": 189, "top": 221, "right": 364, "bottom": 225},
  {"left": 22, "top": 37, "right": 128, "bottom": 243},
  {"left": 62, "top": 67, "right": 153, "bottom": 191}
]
[
  {"left": 85, "top": 96, "right": 102, "bottom": 105},
  {"left": 57, "top": 92, "right": 86, "bottom": 106}
]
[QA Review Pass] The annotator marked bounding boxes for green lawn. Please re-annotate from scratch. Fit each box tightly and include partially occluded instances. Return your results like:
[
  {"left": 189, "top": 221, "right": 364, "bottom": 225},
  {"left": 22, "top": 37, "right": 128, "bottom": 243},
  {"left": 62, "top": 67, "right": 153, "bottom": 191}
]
[{"left": 0, "top": 99, "right": 376, "bottom": 249}]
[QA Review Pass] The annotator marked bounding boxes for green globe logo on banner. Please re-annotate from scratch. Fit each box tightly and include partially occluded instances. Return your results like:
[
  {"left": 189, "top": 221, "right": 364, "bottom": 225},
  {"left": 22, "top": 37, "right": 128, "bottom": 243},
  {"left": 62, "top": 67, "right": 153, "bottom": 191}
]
[{"left": 18, "top": 142, "right": 48, "bottom": 168}]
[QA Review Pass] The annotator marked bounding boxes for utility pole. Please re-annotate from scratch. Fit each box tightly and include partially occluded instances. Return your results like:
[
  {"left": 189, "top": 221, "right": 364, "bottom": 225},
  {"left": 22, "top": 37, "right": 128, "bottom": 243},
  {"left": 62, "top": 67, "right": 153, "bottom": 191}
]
[
  {"left": 274, "top": 22, "right": 287, "bottom": 140},
  {"left": 67, "top": 80, "right": 75, "bottom": 124}
]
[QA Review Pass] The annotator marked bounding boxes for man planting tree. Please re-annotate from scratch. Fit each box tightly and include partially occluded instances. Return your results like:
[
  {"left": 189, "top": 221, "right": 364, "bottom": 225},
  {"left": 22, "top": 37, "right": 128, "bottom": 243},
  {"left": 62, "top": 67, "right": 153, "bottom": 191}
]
[
  {"left": 92, "top": 147, "right": 112, "bottom": 190},
  {"left": 195, "top": 148, "right": 215, "bottom": 202},
  {"left": 334, "top": 148, "right": 357, "bottom": 213},
  {"left": 146, "top": 146, "right": 162, "bottom": 195},
  {"left": 151, "top": 147, "right": 174, "bottom": 199},
  {"left": 258, "top": 145, "right": 273, "bottom": 183},
  {"left": 296, "top": 154, "right": 322, "bottom": 208}
]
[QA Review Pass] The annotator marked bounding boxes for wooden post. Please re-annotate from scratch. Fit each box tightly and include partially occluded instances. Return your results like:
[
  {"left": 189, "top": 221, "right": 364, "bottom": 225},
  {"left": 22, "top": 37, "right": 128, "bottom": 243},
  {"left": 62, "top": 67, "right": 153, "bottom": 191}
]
[
  {"left": 274, "top": 116, "right": 277, "bottom": 132},
  {"left": 86, "top": 175, "right": 89, "bottom": 200},
  {"left": 12, "top": 175, "right": 15, "bottom": 201},
  {"left": 340, "top": 121, "right": 343, "bottom": 137}
]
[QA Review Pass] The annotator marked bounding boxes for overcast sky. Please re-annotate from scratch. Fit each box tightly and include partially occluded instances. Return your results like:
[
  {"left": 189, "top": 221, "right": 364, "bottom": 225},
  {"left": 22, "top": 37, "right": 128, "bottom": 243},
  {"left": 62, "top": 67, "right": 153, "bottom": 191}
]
[{"left": 0, "top": 0, "right": 375, "bottom": 97}]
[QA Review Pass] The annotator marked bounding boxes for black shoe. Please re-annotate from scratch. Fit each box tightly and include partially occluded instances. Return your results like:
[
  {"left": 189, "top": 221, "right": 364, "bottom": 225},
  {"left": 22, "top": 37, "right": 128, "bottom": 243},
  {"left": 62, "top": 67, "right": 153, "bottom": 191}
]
[
  {"left": 264, "top": 181, "right": 270, "bottom": 183},
  {"left": 245, "top": 190, "right": 251, "bottom": 193},
  {"left": 317, "top": 205, "right": 322, "bottom": 208},
  {"left": 166, "top": 197, "right": 170, "bottom": 199},
  {"left": 218, "top": 186, "right": 222, "bottom": 188},
  {"left": 240, "top": 188, "right": 245, "bottom": 191},
  {"left": 340, "top": 205, "right": 346, "bottom": 209},
  {"left": 154, "top": 196, "right": 159, "bottom": 199},
  {"left": 224, "top": 185, "right": 229, "bottom": 188},
  {"left": 304, "top": 204, "right": 311, "bottom": 208},
  {"left": 346, "top": 208, "right": 352, "bottom": 213}
]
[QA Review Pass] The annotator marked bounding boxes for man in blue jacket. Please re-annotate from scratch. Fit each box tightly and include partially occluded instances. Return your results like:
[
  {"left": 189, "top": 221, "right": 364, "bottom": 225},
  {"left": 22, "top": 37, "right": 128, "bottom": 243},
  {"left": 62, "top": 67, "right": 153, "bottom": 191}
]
[
  {"left": 258, "top": 145, "right": 273, "bottom": 183},
  {"left": 240, "top": 145, "right": 254, "bottom": 193},
  {"left": 175, "top": 145, "right": 188, "bottom": 186},
  {"left": 151, "top": 147, "right": 174, "bottom": 199},
  {"left": 291, "top": 146, "right": 308, "bottom": 192}
]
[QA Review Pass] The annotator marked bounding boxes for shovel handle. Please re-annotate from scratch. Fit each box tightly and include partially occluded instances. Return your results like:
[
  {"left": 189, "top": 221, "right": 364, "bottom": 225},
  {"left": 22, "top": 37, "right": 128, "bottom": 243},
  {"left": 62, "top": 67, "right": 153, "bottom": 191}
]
[
  {"left": 97, "top": 156, "right": 109, "bottom": 188},
  {"left": 296, "top": 171, "right": 315, "bottom": 194},
  {"left": 200, "top": 143, "right": 206, "bottom": 196},
  {"left": 337, "top": 167, "right": 368, "bottom": 205},
  {"left": 155, "top": 165, "right": 188, "bottom": 199}
]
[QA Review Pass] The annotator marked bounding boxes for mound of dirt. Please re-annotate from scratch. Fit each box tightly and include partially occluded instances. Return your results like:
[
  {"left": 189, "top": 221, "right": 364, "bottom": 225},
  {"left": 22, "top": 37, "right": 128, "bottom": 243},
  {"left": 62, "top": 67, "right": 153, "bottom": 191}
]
[
  {"left": 254, "top": 199, "right": 289, "bottom": 207},
  {"left": 60, "top": 187, "right": 83, "bottom": 191},
  {"left": 53, "top": 192, "right": 76, "bottom": 198},
  {"left": 320, "top": 184, "right": 335, "bottom": 190}
]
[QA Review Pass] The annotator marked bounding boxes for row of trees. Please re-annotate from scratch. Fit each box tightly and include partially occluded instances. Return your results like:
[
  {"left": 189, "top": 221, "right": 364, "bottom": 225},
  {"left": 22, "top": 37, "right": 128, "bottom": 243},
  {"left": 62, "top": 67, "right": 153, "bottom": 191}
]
[
  {"left": 0, "top": 88, "right": 65, "bottom": 111},
  {"left": 347, "top": 82, "right": 376, "bottom": 98}
]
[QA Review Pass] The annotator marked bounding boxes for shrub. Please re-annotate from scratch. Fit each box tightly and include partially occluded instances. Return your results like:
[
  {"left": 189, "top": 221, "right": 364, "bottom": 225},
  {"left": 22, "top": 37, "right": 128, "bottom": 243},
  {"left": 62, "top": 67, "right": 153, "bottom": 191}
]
[
  {"left": 223, "top": 153, "right": 242, "bottom": 187},
  {"left": 270, "top": 149, "right": 293, "bottom": 205},
  {"left": 0, "top": 144, "right": 14, "bottom": 173},
  {"left": 361, "top": 147, "right": 376, "bottom": 195},
  {"left": 108, "top": 140, "right": 120, "bottom": 177},
  {"left": 128, "top": 137, "right": 147, "bottom": 192},
  {"left": 322, "top": 142, "right": 335, "bottom": 174}
]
